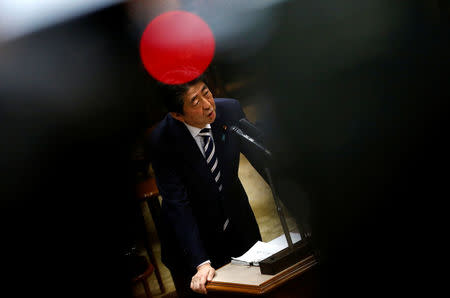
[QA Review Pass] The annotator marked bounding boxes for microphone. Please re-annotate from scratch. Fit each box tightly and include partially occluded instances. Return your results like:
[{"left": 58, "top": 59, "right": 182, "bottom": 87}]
[
  {"left": 238, "top": 118, "right": 264, "bottom": 140},
  {"left": 229, "top": 125, "right": 272, "bottom": 158}
]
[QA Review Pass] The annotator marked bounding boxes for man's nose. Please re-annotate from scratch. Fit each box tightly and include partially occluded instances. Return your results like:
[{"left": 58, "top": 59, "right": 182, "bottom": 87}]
[{"left": 202, "top": 97, "right": 212, "bottom": 109}]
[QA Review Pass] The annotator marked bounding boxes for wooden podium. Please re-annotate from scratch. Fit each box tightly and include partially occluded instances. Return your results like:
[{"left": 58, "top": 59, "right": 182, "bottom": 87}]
[{"left": 206, "top": 254, "right": 319, "bottom": 297}]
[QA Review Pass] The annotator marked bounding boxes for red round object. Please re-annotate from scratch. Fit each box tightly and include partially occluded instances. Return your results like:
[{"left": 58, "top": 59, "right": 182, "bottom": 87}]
[{"left": 139, "top": 10, "right": 215, "bottom": 85}]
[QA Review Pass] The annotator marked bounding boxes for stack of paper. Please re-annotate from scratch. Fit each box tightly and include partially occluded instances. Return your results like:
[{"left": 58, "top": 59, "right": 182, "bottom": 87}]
[{"left": 231, "top": 232, "right": 301, "bottom": 266}]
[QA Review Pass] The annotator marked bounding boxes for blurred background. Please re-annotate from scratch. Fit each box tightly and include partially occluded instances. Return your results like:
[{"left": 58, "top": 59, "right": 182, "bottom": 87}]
[{"left": 1, "top": 0, "right": 449, "bottom": 297}]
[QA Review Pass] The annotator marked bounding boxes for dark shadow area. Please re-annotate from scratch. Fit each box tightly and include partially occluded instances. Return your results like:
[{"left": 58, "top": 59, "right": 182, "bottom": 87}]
[
  {"left": 1, "top": 1, "right": 449, "bottom": 297},
  {"left": 0, "top": 4, "right": 158, "bottom": 297},
  {"left": 239, "top": 1, "right": 450, "bottom": 297}
]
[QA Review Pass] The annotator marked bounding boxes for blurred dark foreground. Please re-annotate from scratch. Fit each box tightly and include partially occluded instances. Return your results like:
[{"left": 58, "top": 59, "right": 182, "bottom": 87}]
[{"left": 1, "top": 1, "right": 449, "bottom": 297}]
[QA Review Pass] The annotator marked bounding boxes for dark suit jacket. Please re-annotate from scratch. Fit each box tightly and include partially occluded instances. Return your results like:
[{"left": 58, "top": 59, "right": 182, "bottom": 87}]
[{"left": 149, "top": 98, "right": 264, "bottom": 275}]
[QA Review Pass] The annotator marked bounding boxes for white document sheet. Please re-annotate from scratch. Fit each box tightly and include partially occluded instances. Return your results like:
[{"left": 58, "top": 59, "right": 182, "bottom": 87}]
[
  {"left": 267, "top": 232, "right": 302, "bottom": 251},
  {"left": 231, "top": 232, "right": 301, "bottom": 266}
]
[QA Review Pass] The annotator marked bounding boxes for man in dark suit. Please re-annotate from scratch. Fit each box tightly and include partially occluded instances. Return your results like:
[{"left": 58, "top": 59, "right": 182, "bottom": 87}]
[{"left": 148, "top": 75, "right": 264, "bottom": 296}]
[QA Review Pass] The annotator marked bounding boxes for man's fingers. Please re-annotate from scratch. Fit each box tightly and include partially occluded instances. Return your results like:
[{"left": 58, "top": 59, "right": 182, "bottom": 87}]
[
  {"left": 191, "top": 275, "right": 207, "bottom": 295},
  {"left": 191, "top": 280, "right": 201, "bottom": 294},
  {"left": 199, "top": 282, "right": 207, "bottom": 294},
  {"left": 199, "top": 274, "right": 208, "bottom": 294},
  {"left": 207, "top": 268, "right": 215, "bottom": 281},
  {"left": 193, "top": 282, "right": 206, "bottom": 295},
  {"left": 191, "top": 264, "right": 216, "bottom": 295},
  {"left": 200, "top": 274, "right": 207, "bottom": 285}
]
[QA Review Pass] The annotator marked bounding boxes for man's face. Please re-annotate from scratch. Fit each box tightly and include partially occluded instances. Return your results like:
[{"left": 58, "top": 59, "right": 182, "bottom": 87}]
[{"left": 171, "top": 81, "right": 216, "bottom": 128}]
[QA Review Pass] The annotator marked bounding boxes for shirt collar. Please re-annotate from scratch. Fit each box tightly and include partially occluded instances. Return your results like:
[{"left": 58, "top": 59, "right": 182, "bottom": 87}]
[{"left": 183, "top": 122, "right": 212, "bottom": 138}]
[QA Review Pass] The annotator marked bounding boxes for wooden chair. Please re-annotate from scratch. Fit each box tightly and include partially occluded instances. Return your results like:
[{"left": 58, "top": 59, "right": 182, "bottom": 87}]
[
  {"left": 124, "top": 245, "right": 157, "bottom": 298},
  {"left": 131, "top": 259, "right": 155, "bottom": 298},
  {"left": 132, "top": 123, "right": 167, "bottom": 295},
  {"left": 136, "top": 175, "right": 165, "bottom": 295}
]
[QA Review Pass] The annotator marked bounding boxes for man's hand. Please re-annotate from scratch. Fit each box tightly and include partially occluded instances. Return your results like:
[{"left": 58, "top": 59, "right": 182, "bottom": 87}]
[{"left": 190, "top": 263, "right": 215, "bottom": 294}]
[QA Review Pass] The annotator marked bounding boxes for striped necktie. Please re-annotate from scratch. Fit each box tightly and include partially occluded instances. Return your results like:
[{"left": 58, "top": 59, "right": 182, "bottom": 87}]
[{"left": 198, "top": 128, "right": 223, "bottom": 192}]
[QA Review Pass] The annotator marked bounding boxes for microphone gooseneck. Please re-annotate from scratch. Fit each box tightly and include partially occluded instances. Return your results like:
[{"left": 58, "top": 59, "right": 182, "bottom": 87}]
[{"left": 229, "top": 125, "right": 272, "bottom": 158}]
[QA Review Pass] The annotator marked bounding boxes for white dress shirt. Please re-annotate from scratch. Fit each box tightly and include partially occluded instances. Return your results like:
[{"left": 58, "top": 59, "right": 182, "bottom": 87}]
[{"left": 183, "top": 122, "right": 213, "bottom": 157}]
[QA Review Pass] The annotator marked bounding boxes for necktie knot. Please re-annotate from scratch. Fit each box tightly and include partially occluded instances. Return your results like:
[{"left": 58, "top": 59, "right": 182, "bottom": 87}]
[{"left": 198, "top": 128, "right": 211, "bottom": 136}]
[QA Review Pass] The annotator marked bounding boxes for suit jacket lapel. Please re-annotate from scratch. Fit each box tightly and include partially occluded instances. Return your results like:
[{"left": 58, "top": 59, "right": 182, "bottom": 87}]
[{"left": 167, "top": 114, "right": 216, "bottom": 187}]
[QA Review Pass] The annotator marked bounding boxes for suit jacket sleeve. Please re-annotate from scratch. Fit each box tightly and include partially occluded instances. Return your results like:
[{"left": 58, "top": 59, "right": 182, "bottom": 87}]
[{"left": 151, "top": 147, "right": 209, "bottom": 271}]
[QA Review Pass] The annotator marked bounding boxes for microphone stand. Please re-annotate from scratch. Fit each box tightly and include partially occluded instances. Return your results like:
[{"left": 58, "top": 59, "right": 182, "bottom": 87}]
[
  {"left": 229, "top": 124, "right": 315, "bottom": 274},
  {"left": 264, "top": 166, "right": 294, "bottom": 249},
  {"left": 258, "top": 148, "right": 315, "bottom": 275}
]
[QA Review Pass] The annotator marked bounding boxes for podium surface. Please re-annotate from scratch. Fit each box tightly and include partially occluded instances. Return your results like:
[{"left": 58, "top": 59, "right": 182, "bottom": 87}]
[{"left": 206, "top": 254, "right": 318, "bottom": 297}]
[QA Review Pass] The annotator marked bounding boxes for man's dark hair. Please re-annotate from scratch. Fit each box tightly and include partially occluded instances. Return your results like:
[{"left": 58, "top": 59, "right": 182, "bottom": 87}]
[{"left": 158, "top": 73, "right": 208, "bottom": 114}]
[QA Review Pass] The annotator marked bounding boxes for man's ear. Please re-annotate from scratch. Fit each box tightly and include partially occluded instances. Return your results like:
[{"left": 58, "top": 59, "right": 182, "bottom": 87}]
[{"left": 170, "top": 112, "right": 185, "bottom": 123}]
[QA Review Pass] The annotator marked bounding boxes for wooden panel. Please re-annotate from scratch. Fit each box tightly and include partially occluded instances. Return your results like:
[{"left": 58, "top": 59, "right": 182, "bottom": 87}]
[{"left": 206, "top": 255, "right": 318, "bottom": 295}]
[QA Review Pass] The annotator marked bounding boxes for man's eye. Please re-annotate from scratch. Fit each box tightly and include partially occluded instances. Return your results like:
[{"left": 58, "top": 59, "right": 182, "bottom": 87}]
[{"left": 193, "top": 100, "right": 199, "bottom": 105}]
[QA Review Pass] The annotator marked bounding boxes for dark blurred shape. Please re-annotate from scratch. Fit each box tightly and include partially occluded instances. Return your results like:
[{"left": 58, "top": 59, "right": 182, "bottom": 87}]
[
  {"left": 0, "top": 3, "right": 163, "bottom": 297},
  {"left": 239, "top": 0, "right": 449, "bottom": 297},
  {"left": 1, "top": 1, "right": 448, "bottom": 297}
]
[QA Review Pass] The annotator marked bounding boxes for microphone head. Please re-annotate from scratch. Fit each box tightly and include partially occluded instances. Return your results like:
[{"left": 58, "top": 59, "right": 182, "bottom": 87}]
[
  {"left": 238, "top": 118, "right": 264, "bottom": 139},
  {"left": 230, "top": 125, "right": 241, "bottom": 133}
]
